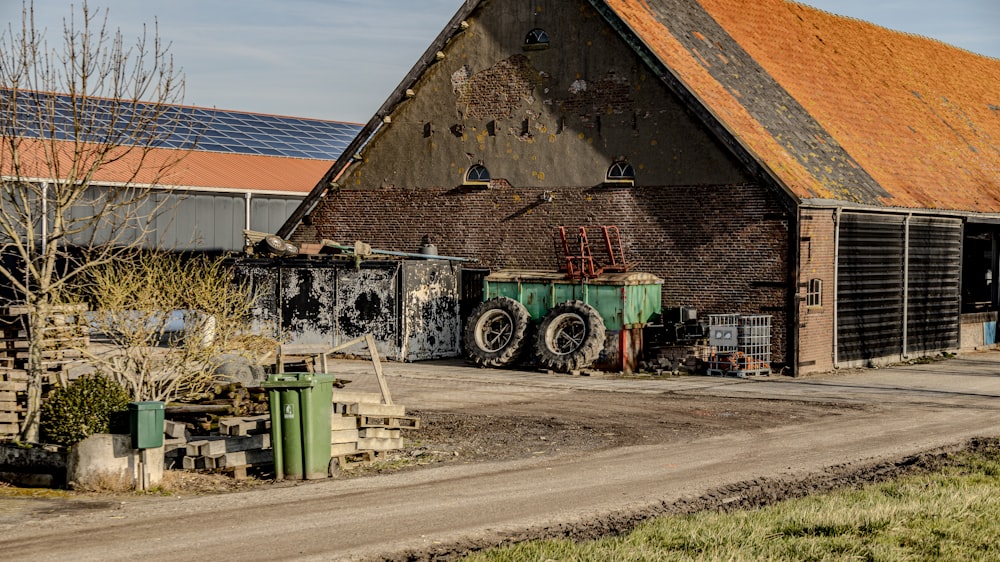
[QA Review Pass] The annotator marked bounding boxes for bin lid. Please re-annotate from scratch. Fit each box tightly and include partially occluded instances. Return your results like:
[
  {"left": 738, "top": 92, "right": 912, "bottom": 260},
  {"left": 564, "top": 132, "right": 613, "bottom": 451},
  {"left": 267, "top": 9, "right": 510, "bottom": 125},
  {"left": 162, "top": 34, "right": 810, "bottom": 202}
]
[
  {"left": 128, "top": 401, "right": 164, "bottom": 411},
  {"left": 262, "top": 373, "right": 337, "bottom": 388}
]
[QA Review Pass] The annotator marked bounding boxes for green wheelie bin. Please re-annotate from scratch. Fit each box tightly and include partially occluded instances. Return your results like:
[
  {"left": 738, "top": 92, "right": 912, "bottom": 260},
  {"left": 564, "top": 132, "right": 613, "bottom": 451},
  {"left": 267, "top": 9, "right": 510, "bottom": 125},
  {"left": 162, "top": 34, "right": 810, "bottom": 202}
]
[{"left": 263, "top": 373, "right": 335, "bottom": 480}]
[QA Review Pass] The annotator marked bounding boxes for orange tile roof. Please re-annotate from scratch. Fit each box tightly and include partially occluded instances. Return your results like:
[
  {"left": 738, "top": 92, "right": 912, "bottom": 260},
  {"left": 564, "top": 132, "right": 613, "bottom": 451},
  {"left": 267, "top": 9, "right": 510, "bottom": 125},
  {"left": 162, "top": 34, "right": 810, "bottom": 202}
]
[
  {"left": 3, "top": 138, "right": 331, "bottom": 194},
  {"left": 605, "top": 0, "right": 1000, "bottom": 212}
]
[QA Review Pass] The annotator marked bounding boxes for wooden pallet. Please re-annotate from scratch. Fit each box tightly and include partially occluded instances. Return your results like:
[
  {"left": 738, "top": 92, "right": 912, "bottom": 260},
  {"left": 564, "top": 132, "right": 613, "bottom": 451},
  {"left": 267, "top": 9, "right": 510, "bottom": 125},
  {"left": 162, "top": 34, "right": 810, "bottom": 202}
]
[
  {"left": 358, "top": 415, "right": 421, "bottom": 430},
  {"left": 330, "top": 450, "right": 375, "bottom": 476}
]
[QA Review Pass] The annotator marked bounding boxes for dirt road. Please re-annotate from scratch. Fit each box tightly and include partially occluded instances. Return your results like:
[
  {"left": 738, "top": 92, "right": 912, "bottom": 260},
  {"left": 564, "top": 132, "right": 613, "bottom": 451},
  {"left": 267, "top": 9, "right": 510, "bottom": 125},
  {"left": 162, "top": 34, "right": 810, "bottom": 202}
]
[{"left": 3, "top": 353, "right": 1000, "bottom": 561}]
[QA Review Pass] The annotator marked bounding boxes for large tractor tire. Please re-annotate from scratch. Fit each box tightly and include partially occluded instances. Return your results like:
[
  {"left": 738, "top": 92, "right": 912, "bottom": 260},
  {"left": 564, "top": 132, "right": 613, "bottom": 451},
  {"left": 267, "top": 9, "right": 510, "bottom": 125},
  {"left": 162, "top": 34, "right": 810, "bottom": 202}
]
[
  {"left": 534, "top": 300, "right": 605, "bottom": 372},
  {"left": 463, "top": 297, "right": 532, "bottom": 367}
]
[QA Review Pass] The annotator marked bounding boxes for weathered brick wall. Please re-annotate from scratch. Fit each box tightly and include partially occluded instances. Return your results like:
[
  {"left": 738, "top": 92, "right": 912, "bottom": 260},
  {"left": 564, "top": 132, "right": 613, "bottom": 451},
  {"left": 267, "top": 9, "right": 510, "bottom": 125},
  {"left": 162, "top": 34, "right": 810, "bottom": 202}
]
[
  {"left": 300, "top": 182, "right": 792, "bottom": 364},
  {"left": 796, "top": 207, "right": 837, "bottom": 374},
  {"left": 293, "top": 0, "right": 799, "bottom": 368}
]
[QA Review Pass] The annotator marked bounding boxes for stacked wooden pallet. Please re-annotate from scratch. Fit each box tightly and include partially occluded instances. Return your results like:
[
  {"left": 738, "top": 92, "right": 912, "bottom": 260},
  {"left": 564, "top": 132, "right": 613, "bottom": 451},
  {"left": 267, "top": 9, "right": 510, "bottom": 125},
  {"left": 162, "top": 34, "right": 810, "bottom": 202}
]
[
  {"left": 0, "top": 378, "right": 26, "bottom": 437},
  {"left": 331, "top": 391, "right": 420, "bottom": 464},
  {"left": 0, "top": 304, "right": 89, "bottom": 383},
  {"left": 0, "top": 304, "right": 90, "bottom": 440},
  {"left": 165, "top": 415, "right": 274, "bottom": 479}
]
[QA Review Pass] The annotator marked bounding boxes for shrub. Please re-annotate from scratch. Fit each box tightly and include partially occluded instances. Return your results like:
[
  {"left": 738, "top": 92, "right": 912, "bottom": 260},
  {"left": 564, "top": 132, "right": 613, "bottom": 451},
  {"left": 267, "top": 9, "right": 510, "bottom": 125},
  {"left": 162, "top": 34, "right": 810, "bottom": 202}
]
[{"left": 40, "top": 373, "right": 130, "bottom": 446}]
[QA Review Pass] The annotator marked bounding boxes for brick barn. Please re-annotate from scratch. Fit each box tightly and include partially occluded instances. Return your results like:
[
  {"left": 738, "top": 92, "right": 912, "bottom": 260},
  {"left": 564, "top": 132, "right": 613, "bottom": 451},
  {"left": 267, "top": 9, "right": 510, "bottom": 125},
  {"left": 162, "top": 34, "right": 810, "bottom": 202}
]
[{"left": 280, "top": 0, "right": 1000, "bottom": 375}]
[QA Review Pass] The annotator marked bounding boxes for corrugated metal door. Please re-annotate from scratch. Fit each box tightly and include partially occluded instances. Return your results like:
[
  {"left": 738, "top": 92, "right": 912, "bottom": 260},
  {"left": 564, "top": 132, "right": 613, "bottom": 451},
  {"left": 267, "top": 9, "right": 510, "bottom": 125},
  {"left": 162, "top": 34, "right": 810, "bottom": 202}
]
[
  {"left": 837, "top": 213, "right": 961, "bottom": 363},
  {"left": 906, "top": 217, "right": 961, "bottom": 354},
  {"left": 837, "top": 214, "right": 905, "bottom": 362}
]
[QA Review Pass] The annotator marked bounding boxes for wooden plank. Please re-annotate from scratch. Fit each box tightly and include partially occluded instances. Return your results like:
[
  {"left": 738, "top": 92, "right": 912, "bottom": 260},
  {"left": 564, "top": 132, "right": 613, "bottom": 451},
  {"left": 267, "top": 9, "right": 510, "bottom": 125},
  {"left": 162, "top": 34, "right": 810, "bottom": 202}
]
[
  {"left": 0, "top": 391, "right": 17, "bottom": 402},
  {"left": 0, "top": 403, "right": 24, "bottom": 414},
  {"left": 359, "top": 415, "right": 421, "bottom": 430},
  {"left": 331, "top": 390, "right": 383, "bottom": 405},
  {"left": 331, "top": 428, "right": 359, "bottom": 445},
  {"left": 348, "top": 403, "right": 406, "bottom": 417},
  {"left": 0, "top": 422, "right": 20, "bottom": 434},
  {"left": 356, "top": 437, "right": 404, "bottom": 451},
  {"left": 330, "top": 442, "right": 358, "bottom": 456},
  {"left": 0, "top": 371, "right": 28, "bottom": 382},
  {"left": 0, "top": 381, "right": 27, "bottom": 392},
  {"left": 0, "top": 412, "right": 19, "bottom": 423},
  {"left": 330, "top": 414, "right": 359, "bottom": 430},
  {"left": 365, "top": 333, "right": 392, "bottom": 405},
  {"left": 359, "top": 427, "right": 400, "bottom": 439}
]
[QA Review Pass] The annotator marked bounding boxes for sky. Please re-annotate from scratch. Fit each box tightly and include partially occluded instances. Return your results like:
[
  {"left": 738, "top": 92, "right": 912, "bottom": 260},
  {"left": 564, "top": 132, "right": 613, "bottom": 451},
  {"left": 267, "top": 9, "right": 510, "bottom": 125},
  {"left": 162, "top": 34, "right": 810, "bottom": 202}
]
[{"left": 6, "top": 1, "right": 999, "bottom": 123}]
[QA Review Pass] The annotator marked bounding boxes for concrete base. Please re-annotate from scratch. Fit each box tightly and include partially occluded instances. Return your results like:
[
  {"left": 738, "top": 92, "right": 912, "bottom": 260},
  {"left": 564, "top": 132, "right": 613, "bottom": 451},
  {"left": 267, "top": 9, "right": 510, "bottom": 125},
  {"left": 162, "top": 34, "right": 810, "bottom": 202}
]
[
  {"left": 67, "top": 434, "right": 164, "bottom": 491},
  {"left": 0, "top": 443, "right": 67, "bottom": 488}
]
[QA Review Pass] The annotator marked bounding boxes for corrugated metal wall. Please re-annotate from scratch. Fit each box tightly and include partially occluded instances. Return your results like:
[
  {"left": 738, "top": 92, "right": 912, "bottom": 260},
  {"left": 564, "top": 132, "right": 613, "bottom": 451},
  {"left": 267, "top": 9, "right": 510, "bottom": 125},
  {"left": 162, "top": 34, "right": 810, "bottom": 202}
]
[
  {"left": 837, "top": 213, "right": 961, "bottom": 363},
  {"left": 66, "top": 186, "right": 302, "bottom": 252}
]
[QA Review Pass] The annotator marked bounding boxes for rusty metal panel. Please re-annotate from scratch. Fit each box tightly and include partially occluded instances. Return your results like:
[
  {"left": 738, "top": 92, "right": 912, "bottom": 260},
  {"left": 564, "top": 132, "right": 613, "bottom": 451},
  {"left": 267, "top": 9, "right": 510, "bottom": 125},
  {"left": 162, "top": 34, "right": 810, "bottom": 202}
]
[
  {"left": 235, "top": 259, "right": 464, "bottom": 362},
  {"left": 401, "top": 261, "right": 462, "bottom": 361},
  {"left": 279, "top": 266, "right": 339, "bottom": 346},
  {"left": 334, "top": 264, "right": 400, "bottom": 360},
  {"left": 234, "top": 262, "right": 281, "bottom": 337}
]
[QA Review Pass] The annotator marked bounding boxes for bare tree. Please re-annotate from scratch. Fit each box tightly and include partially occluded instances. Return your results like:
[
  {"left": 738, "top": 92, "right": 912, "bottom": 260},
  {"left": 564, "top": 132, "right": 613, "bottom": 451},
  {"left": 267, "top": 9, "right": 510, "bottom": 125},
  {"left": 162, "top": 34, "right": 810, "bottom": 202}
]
[{"left": 0, "top": 1, "right": 198, "bottom": 441}]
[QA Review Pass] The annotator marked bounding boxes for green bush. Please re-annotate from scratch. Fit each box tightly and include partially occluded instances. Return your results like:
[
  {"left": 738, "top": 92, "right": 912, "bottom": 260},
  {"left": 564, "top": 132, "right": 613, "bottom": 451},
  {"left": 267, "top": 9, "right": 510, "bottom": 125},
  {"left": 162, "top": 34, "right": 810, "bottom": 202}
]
[{"left": 40, "top": 373, "right": 130, "bottom": 446}]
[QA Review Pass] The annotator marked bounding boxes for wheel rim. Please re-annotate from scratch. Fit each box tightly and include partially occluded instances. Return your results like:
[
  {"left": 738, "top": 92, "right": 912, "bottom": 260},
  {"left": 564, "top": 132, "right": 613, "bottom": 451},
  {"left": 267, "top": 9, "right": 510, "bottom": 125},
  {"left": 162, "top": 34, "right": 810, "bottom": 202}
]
[
  {"left": 475, "top": 309, "right": 514, "bottom": 352},
  {"left": 547, "top": 313, "right": 586, "bottom": 355}
]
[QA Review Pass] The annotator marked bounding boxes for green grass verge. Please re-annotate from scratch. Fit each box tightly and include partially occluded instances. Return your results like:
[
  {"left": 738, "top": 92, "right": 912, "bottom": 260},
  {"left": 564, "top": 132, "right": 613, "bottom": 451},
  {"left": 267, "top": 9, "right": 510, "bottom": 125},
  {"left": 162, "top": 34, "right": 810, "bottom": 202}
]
[{"left": 465, "top": 445, "right": 1000, "bottom": 561}]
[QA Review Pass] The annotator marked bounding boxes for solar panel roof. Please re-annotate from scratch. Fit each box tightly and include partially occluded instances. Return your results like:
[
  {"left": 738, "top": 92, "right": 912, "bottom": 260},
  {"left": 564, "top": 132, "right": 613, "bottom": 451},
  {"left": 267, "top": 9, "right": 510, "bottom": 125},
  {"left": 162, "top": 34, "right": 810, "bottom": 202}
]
[{"left": 3, "top": 90, "right": 363, "bottom": 161}]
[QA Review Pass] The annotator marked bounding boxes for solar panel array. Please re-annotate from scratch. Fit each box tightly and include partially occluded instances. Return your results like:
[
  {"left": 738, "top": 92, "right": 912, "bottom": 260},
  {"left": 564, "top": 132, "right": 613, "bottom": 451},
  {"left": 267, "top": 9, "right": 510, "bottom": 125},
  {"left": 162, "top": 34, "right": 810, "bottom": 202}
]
[{"left": 3, "top": 90, "right": 363, "bottom": 161}]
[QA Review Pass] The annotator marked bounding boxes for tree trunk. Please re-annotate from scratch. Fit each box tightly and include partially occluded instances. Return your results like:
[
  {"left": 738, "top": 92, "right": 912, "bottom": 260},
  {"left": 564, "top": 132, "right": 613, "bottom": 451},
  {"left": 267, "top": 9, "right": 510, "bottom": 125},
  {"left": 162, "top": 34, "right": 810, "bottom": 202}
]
[{"left": 18, "top": 304, "right": 46, "bottom": 442}]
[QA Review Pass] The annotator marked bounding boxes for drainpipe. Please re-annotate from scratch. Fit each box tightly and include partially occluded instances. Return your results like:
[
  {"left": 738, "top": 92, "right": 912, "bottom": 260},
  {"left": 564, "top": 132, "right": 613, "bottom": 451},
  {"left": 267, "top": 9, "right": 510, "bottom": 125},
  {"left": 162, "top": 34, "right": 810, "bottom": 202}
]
[
  {"left": 790, "top": 208, "right": 801, "bottom": 376},
  {"left": 833, "top": 208, "right": 842, "bottom": 369},
  {"left": 244, "top": 192, "right": 253, "bottom": 231},
  {"left": 902, "top": 213, "right": 911, "bottom": 359}
]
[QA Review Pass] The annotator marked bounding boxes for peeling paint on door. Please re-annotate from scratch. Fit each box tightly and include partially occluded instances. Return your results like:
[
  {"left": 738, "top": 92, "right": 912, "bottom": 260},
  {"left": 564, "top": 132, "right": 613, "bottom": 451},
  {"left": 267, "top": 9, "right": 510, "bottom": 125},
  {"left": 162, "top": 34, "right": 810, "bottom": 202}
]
[{"left": 234, "top": 258, "right": 462, "bottom": 362}]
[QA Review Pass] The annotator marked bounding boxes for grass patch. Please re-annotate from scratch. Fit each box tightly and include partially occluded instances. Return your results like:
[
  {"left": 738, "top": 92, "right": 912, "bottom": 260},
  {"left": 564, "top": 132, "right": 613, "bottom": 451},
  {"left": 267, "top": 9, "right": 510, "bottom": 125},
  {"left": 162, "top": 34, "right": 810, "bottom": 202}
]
[{"left": 465, "top": 444, "right": 1000, "bottom": 561}]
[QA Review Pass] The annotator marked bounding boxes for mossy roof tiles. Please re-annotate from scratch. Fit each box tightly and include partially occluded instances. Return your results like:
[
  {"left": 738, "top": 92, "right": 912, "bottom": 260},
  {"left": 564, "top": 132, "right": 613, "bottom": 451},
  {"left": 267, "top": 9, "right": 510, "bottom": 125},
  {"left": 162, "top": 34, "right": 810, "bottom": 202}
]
[{"left": 604, "top": 0, "right": 1000, "bottom": 212}]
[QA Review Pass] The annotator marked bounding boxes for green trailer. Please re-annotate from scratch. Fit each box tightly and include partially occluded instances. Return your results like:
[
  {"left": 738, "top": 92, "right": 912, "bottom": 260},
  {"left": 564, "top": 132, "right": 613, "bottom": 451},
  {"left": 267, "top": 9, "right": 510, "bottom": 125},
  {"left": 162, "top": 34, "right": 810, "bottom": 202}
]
[{"left": 463, "top": 269, "right": 663, "bottom": 372}]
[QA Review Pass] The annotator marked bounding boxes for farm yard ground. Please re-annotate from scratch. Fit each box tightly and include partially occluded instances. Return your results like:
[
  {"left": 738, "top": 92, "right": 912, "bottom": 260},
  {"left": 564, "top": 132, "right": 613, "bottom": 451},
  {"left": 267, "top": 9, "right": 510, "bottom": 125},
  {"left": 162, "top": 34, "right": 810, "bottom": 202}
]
[{"left": 2, "top": 351, "right": 1000, "bottom": 561}]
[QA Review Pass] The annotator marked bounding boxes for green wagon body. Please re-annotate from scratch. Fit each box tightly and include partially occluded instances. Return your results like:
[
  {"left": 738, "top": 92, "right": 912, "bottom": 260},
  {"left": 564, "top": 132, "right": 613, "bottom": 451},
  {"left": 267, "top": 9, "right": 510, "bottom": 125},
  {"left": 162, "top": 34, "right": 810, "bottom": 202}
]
[
  {"left": 483, "top": 270, "right": 663, "bottom": 329},
  {"left": 480, "top": 270, "right": 663, "bottom": 372}
]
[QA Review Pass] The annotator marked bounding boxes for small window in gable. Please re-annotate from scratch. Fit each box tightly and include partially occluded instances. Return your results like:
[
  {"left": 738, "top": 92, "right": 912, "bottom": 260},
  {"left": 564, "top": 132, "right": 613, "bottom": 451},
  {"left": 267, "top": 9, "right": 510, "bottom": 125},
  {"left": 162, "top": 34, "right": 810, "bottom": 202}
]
[
  {"left": 464, "top": 164, "right": 491, "bottom": 187},
  {"left": 524, "top": 28, "right": 550, "bottom": 50},
  {"left": 606, "top": 161, "right": 635, "bottom": 185},
  {"left": 806, "top": 278, "right": 823, "bottom": 308}
]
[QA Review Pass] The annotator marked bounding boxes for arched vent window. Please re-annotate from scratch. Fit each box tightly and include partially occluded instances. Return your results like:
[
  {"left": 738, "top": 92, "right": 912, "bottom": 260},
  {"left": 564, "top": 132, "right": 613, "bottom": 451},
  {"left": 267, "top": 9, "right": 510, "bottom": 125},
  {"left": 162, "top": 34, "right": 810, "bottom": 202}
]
[
  {"left": 465, "top": 164, "right": 491, "bottom": 187},
  {"left": 524, "top": 28, "right": 550, "bottom": 50},
  {"left": 606, "top": 161, "right": 635, "bottom": 185}
]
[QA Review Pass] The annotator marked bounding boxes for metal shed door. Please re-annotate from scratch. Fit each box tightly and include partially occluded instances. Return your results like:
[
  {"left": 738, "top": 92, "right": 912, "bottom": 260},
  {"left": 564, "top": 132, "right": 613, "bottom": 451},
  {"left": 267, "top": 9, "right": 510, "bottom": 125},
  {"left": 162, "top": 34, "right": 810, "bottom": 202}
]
[
  {"left": 837, "top": 214, "right": 905, "bottom": 362},
  {"left": 837, "top": 213, "right": 961, "bottom": 363},
  {"left": 906, "top": 217, "right": 961, "bottom": 354}
]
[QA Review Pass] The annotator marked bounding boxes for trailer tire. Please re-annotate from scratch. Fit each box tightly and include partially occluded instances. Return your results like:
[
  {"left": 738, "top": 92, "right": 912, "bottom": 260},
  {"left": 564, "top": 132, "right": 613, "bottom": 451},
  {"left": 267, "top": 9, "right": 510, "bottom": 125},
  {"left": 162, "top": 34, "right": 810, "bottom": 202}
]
[
  {"left": 463, "top": 297, "right": 531, "bottom": 367},
  {"left": 535, "top": 300, "right": 605, "bottom": 372}
]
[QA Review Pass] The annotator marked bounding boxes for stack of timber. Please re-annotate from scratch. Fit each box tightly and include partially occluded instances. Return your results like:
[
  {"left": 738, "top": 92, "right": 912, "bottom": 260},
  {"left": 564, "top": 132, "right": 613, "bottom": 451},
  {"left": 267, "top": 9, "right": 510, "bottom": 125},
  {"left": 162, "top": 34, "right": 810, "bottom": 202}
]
[
  {"left": 164, "top": 382, "right": 269, "bottom": 434},
  {"left": 164, "top": 415, "right": 273, "bottom": 480},
  {"left": 0, "top": 304, "right": 90, "bottom": 440}
]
